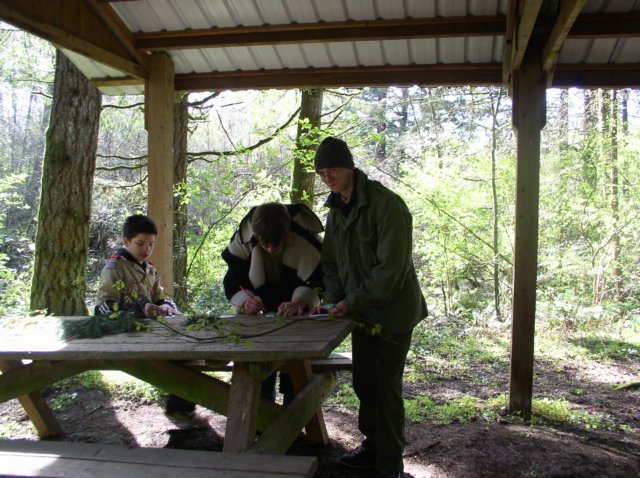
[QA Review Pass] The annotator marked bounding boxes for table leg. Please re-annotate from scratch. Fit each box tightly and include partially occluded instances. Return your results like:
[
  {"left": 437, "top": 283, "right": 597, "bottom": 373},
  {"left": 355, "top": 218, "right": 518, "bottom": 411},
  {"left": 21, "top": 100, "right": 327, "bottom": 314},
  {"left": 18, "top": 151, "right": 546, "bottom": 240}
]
[
  {"left": 287, "top": 360, "right": 329, "bottom": 444},
  {"left": 0, "top": 360, "right": 62, "bottom": 438},
  {"left": 223, "top": 363, "right": 267, "bottom": 452}
]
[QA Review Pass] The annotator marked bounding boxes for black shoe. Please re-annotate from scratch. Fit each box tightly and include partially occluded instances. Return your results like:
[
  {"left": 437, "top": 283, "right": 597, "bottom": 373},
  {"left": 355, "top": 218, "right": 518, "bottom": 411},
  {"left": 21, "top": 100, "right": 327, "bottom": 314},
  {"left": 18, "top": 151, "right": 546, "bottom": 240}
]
[{"left": 340, "top": 445, "right": 376, "bottom": 469}]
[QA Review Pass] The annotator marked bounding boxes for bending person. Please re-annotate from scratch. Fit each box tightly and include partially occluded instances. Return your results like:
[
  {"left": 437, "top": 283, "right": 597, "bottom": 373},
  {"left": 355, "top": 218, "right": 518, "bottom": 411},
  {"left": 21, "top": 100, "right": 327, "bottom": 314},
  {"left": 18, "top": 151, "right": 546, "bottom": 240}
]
[{"left": 221, "top": 201, "right": 324, "bottom": 405}]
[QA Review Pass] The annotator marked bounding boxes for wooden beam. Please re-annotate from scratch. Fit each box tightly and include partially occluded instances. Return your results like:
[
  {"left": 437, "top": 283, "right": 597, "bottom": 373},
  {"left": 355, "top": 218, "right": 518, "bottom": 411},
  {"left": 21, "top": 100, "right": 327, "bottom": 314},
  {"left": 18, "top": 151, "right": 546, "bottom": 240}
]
[
  {"left": 543, "top": 0, "right": 587, "bottom": 81},
  {"left": 502, "top": 0, "right": 519, "bottom": 84},
  {"left": 509, "top": 41, "right": 546, "bottom": 417},
  {"left": 553, "top": 64, "right": 640, "bottom": 88},
  {"left": 86, "top": 0, "right": 149, "bottom": 71},
  {"left": 511, "top": 0, "right": 544, "bottom": 73},
  {"left": 135, "top": 15, "right": 506, "bottom": 51},
  {"left": 92, "top": 76, "right": 144, "bottom": 89},
  {"left": 146, "top": 53, "right": 175, "bottom": 296},
  {"left": 569, "top": 12, "right": 640, "bottom": 38},
  {"left": 0, "top": 0, "right": 145, "bottom": 79},
  {"left": 175, "top": 64, "right": 503, "bottom": 92}
]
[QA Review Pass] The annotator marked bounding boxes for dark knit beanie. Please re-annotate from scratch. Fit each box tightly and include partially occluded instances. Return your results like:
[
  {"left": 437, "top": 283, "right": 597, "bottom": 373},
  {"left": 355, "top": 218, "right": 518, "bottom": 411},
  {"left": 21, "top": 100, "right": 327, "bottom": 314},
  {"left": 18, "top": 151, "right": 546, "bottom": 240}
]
[{"left": 314, "top": 136, "right": 354, "bottom": 171}]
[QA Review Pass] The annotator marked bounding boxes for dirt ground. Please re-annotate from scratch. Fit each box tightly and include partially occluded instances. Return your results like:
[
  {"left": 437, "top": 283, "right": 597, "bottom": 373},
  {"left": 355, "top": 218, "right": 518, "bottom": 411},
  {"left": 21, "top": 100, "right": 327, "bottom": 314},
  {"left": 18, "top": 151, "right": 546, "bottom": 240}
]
[{"left": 1, "top": 356, "right": 639, "bottom": 478}]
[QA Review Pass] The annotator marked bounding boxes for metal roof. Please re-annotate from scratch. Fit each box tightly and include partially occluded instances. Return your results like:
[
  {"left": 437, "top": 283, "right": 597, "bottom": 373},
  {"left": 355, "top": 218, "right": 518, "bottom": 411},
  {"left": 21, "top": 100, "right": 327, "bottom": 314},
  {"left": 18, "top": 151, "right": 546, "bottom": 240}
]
[{"left": 0, "top": 0, "right": 639, "bottom": 95}]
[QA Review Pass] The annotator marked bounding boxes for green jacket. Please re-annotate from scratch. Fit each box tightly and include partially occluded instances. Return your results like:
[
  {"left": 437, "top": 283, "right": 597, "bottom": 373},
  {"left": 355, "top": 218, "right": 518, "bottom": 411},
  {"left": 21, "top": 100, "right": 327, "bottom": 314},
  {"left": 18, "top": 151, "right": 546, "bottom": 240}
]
[{"left": 321, "top": 169, "right": 427, "bottom": 335}]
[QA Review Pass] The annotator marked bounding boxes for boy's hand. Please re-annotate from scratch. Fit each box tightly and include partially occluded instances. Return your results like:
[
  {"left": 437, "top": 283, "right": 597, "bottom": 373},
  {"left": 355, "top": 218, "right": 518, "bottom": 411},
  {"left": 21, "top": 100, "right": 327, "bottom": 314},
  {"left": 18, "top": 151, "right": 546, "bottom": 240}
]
[
  {"left": 244, "top": 295, "right": 266, "bottom": 314},
  {"left": 277, "top": 299, "right": 305, "bottom": 317}
]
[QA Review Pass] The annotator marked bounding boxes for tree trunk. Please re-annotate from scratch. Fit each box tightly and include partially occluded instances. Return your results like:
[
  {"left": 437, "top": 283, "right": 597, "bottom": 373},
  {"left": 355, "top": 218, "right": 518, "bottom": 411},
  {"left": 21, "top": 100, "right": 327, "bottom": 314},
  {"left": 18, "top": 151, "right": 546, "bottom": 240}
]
[
  {"left": 609, "top": 90, "right": 622, "bottom": 301},
  {"left": 173, "top": 93, "right": 189, "bottom": 308},
  {"left": 30, "top": 51, "right": 101, "bottom": 315},
  {"left": 490, "top": 87, "right": 504, "bottom": 319},
  {"left": 290, "top": 88, "right": 323, "bottom": 208}
]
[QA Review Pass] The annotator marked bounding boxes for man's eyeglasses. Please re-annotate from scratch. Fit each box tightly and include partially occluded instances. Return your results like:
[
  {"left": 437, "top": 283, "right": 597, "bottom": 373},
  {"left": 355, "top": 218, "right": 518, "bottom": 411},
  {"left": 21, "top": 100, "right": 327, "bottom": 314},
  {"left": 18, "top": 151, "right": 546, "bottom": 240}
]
[{"left": 317, "top": 168, "right": 339, "bottom": 181}]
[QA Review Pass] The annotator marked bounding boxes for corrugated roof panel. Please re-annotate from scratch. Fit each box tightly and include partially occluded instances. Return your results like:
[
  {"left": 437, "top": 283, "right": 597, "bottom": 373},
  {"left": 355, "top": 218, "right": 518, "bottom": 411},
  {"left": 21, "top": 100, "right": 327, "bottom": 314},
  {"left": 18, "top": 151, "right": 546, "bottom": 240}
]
[
  {"left": 469, "top": 0, "right": 506, "bottom": 15},
  {"left": 382, "top": 40, "right": 411, "bottom": 65},
  {"left": 170, "top": 50, "right": 193, "bottom": 73},
  {"left": 615, "top": 38, "right": 640, "bottom": 63},
  {"left": 314, "top": 0, "right": 350, "bottom": 22},
  {"left": 284, "top": 0, "right": 320, "bottom": 23},
  {"left": 149, "top": 1, "right": 189, "bottom": 31},
  {"left": 222, "top": 46, "right": 259, "bottom": 70},
  {"left": 300, "top": 44, "right": 333, "bottom": 68},
  {"left": 438, "top": 0, "right": 469, "bottom": 17},
  {"left": 344, "top": 0, "right": 375, "bottom": 21},
  {"left": 559, "top": 39, "right": 592, "bottom": 63},
  {"left": 439, "top": 38, "right": 466, "bottom": 64},
  {"left": 168, "top": 0, "right": 213, "bottom": 29},
  {"left": 582, "top": 0, "right": 639, "bottom": 13},
  {"left": 328, "top": 42, "right": 358, "bottom": 67},
  {"left": 182, "top": 50, "right": 214, "bottom": 74},
  {"left": 199, "top": 48, "right": 238, "bottom": 72},
  {"left": 467, "top": 37, "right": 497, "bottom": 63},
  {"left": 409, "top": 39, "right": 438, "bottom": 64},
  {"left": 222, "top": 0, "right": 263, "bottom": 26},
  {"left": 116, "top": 0, "right": 166, "bottom": 33},
  {"left": 354, "top": 41, "right": 385, "bottom": 66},
  {"left": 246, "top": 45, "right": 282, "bottom": 69},
  {"left": 406, "top": 0, "right": 437, "bottom": 17},
  {"left": 194, "top": 0, "right": 237, "bottom": 27},
  {"left": 492, "top": 36, "right": 504, "bottom": 63},
  {"left": 275, "top": 45, "right": 308, "bottom": 69},
  {"left": 254, "top": 0, "right": 291, "bottom": 25},
  {"left": 585, "top": 38, "right": 619, "bottom": 63},
  {"left": 374, "top": 0, "right": 406, "bottom": 19}
]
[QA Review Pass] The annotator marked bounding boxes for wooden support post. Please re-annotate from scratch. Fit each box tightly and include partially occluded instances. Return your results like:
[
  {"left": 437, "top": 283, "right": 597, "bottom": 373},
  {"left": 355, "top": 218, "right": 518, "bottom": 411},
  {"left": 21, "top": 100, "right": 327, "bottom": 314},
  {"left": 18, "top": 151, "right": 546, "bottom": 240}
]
[
  {"left": 287, "top": 360, "right": 329, "bottom": 444},
  {"left": 509, "top": 43, "right": 546, "bottom": 416},
  {"left": 223, "top": 363, "right": 273, "bottom": 452},
  {"left": 0, "top": 360, "right": 62, "bottom": 438},
  {"left": 145, "top": 53, "right": 175, "bottom": 295}
]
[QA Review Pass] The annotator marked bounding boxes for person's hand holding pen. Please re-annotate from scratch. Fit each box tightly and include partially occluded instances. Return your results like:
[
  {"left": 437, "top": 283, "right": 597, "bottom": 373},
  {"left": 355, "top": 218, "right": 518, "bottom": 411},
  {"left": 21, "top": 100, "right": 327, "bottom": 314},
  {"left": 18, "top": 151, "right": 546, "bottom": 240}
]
[{"left": 241, "top": 286, "right": 266, "bottom": 314}]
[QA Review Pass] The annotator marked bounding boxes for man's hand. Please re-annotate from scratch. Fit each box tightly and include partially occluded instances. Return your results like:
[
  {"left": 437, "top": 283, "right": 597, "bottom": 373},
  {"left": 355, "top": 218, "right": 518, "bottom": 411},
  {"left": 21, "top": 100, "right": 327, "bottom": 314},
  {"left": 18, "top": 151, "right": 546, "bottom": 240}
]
[
  {"left": 244, "top": 295, "right": 266, "bottom": 314},
  {"left": 277, "top": 299, "right": 305, "bottom": 317},
  {"left": 329, "top": 301, "right": 349, "bottom": 317},
  {"left": 144, "top": 303, "right": 176, "bottom": 317}
]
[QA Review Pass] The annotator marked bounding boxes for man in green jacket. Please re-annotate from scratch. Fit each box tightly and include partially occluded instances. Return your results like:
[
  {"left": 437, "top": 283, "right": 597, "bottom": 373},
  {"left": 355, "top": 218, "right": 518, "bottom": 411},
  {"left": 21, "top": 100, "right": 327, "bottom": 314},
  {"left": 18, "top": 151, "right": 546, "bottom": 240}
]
[{"left": 314, "top": 136, "right": 427, "bottom": 478}]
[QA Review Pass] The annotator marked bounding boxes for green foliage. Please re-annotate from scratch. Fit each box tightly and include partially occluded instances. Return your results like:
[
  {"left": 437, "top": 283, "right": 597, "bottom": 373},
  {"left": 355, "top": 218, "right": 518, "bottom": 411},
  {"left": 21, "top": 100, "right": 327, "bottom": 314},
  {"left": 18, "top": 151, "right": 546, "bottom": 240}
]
[
  {"left": 325, "top": 382, "right": 359, "bottom": 410},
  {"left": 405, "top": 395, "right": 489, "bottom": 424}
]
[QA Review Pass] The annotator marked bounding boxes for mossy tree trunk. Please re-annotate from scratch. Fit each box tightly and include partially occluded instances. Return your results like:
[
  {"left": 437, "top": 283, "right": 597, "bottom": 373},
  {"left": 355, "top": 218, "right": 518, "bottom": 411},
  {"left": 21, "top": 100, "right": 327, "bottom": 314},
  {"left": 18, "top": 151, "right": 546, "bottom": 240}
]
[
  {"left": 173, "top": 93, "right": 189, "bottom": 308},
  {"left": 290, "top": 89, "right": 323, "bottom": 208},
  {"left": 30, "top": 51, "right": 101, "bottom": 315}
]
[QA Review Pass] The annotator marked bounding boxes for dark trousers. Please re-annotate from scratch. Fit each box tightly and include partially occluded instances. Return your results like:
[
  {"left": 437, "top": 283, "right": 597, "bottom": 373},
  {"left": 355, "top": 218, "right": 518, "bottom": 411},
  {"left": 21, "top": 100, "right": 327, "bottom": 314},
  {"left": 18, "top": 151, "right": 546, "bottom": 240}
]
[
  {"left": 352, "top": 328, "right": 413, "bottom": 473},
  {"left": 261, "top": 371, "right": 294, "bottom": 407}
]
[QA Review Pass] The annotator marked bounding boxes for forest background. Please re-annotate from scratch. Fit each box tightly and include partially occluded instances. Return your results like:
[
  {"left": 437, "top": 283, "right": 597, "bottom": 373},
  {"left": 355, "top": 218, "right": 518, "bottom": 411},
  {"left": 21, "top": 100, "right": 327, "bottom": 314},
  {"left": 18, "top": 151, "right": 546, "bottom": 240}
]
[{"left": 1, "top": 23, "right": 639, "bottom": 345}]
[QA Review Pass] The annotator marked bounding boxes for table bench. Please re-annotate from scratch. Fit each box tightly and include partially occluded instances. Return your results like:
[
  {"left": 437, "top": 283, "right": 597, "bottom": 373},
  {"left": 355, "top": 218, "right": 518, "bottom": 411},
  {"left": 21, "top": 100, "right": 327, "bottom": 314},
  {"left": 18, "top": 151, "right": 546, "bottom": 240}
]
[
  {"left": 0, "top": 439, "right": 318, "bottom": 478},
  {"left": 184, "top": 351, "right": 353, "bottom": 373}
]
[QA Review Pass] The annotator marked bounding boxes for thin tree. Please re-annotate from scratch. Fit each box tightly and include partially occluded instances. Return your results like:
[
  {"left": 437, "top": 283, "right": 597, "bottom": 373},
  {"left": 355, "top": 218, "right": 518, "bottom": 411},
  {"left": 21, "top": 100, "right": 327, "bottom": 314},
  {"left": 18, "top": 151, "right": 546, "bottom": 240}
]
[
  {"left": 290, "top": 88, "right": 323, "bottom": 207},
  {"left": 30, "top": 51, "right": 101, "bottom": 315},
  {"left": 173, "top": 92, "right": 189, "bottom": 307},
  {"left": 489, "top": 87, "right": 505, "bottom": 319}
]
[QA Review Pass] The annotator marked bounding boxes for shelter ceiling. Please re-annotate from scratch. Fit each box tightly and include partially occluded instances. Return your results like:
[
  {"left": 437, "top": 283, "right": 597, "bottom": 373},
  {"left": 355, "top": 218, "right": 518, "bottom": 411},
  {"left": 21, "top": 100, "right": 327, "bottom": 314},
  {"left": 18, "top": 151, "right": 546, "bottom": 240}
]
[{"left": 0, "top": 0, "right": 638, "bottom": 95}]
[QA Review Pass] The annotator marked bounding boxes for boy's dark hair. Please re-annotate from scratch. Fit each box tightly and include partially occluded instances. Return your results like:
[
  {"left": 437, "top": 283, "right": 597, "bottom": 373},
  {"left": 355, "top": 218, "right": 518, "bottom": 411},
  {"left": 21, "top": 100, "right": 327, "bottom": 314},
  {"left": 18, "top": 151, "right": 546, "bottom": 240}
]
[
  {"left": 122, "top": 215, "right": 158, "bottom": 239},
  {"left": 252, "top": 202, "right": 291, "bottom": 246}
]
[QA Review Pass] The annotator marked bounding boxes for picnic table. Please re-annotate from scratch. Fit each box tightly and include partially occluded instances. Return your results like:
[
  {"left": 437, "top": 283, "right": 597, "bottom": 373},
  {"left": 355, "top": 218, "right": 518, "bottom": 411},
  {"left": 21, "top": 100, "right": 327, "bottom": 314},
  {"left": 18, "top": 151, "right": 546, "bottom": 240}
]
[{"left": 0, "top": 314, "right": 355, "bottom": 454}]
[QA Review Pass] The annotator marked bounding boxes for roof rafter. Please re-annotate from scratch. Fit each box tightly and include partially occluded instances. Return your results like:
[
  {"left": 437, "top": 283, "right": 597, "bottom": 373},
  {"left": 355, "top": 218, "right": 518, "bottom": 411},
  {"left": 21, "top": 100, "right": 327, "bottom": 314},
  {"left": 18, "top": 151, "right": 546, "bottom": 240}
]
[
  {"left": 135, "top": 15, "right": 506, "bottom": 51},
  {"left": 542, "top": 0, "right": 587, "bottom": 82},
  {"left": 0, "top": 0, "right": 146, "bottom": 79},
  {"left": 174, "top": 64, "right": 503, "bottom": 92}
]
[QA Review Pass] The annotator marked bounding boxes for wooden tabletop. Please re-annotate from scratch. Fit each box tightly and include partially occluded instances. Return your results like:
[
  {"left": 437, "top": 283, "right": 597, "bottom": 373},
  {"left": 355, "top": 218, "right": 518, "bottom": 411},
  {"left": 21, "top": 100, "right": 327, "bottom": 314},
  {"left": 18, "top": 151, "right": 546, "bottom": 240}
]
[{"left": 0, "top": 314, "right": 355, "bottom": 362}]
